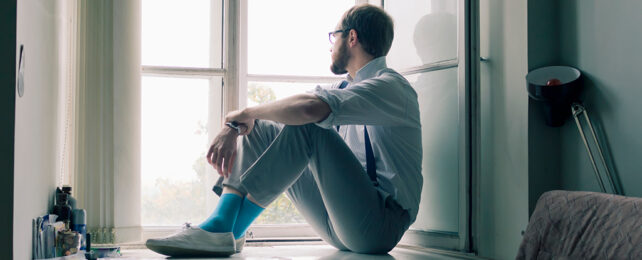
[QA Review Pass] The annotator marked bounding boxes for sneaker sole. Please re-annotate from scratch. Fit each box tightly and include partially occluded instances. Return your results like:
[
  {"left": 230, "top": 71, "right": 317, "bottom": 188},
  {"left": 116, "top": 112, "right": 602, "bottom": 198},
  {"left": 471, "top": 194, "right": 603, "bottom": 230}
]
[
  {"left": 146, "top": 243, "right": 235, "bottom": 257},
  {"left": 235, "top": 237, "right": 245, "bottom": 253}
]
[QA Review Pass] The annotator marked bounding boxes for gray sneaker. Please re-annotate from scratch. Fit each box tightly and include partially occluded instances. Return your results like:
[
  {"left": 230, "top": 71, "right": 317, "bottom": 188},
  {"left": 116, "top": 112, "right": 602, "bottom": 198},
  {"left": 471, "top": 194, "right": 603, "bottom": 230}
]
[
  {"left": 235, "top": 236, "right": 245, "bottom": 253},
  {"left": 146, "top": 226, "right": 236, "bottom": 257}
]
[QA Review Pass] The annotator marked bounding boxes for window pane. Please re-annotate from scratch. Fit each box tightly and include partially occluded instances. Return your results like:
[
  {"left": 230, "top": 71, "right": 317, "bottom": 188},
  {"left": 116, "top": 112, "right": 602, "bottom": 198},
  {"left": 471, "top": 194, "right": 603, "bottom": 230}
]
[
  {"left": 254, "top": 194, "right": 305, "bottom": 224},
  {"left": 141, "top": 76, "right": 221, "bottom": 226},
  {"left": 247, "top": 81, "right": 325, "bottom": 107},
  {"left": 386, "top": 0, "right": 458, "bottom": 70},
  {"left": 247, "top": 81, "right": 327, "bottom": 224},
  {"left": 248, "top": 0, "right": 354, "bottom": 76},
  {"left": 142, "top": 0, "right": 220, "bottom": 68},
  {"left": 406, "top": 68, "right": 460, "bottom": 233}
]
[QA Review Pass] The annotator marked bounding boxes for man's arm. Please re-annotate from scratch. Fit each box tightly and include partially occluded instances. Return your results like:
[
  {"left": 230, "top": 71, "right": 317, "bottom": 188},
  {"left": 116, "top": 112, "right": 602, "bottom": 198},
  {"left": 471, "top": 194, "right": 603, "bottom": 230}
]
[
  {"left": 210, "top": 93, "right": 330, "bottom": 176},
  {"left": 225, "top": 93, "right": 331, "bottom": 134}
]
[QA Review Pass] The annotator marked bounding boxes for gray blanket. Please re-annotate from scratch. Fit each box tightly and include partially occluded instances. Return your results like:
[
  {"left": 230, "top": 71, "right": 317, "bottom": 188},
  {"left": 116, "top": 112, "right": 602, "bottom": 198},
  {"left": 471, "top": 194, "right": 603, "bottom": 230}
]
[{"left": 517, "top": 190, "right": 642, "bottom": 259}]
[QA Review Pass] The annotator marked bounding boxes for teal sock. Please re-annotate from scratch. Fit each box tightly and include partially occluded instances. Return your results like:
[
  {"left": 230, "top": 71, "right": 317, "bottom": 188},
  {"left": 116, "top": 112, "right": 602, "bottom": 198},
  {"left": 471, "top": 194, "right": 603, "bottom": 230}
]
[
  {"left": 232, "top": 197, "right": 265, "bottom": 239},
  {"left": 198, "top": 193, "right": 243, "bottom": 233}
]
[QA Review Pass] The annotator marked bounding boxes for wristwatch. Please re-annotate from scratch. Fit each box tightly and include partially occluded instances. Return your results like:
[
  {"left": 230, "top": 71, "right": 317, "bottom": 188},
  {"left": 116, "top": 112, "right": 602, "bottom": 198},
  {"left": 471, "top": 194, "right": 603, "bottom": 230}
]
[{"left": 225, "top": 121, "right": 243, "bottom": 134}]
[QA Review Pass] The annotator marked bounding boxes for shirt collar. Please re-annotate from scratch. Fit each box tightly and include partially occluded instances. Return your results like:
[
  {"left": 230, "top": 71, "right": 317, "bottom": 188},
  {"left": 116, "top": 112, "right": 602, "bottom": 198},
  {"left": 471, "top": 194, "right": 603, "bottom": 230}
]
[{"left": 346, "top": 56, "right": 388, "bottom": 83}]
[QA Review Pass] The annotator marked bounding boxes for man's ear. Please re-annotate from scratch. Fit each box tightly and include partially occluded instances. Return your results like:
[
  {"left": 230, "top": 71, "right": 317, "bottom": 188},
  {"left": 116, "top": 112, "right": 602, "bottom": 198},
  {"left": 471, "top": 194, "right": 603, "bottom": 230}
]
[{"left": 348, "top": 29, "right": 358, "bottom": 47}]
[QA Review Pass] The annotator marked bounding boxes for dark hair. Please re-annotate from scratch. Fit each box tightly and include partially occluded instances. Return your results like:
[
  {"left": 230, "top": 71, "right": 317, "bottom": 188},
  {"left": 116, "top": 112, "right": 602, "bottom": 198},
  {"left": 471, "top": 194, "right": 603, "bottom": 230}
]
[{"left": 340, "top": 4, "right": 394, "bottom": 58}]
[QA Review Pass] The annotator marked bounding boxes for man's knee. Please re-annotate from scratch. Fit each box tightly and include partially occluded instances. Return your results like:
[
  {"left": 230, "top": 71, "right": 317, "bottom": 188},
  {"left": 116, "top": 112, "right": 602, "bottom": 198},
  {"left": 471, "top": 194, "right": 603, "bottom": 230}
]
[
  {"left": 345, "top": 240, "right": 395, "bottom": 255},
  {"left": 340, "top": 229, "right": 398, "bottom": 254}
]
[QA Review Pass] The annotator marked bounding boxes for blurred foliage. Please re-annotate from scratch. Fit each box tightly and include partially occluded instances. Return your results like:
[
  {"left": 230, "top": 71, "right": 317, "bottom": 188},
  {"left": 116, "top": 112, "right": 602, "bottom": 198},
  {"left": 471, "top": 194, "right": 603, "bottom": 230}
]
[
  {"left": 248, "top": 83, "right": 276, "bottom": 105},
  {"left": 255, "top": 193, "right": 306, "bottom": 224},
  {"left": 142, "top": 158, "right": 306, "bottom": 225},
  {"left": 143, "top": 111, "right": 306, "bottom": 225},
  {"left": 142, "top": 177, "right": 209, "bottom": 225},
  {"left": 246, "top": 83, "right": 304, "bottom": 223}
]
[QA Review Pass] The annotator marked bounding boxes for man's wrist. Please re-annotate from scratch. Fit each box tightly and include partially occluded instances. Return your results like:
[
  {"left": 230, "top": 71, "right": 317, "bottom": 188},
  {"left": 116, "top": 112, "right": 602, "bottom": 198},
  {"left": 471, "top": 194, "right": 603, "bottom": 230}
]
[{"left": 221, "top": 125, "right": 240, "bottom": 136}]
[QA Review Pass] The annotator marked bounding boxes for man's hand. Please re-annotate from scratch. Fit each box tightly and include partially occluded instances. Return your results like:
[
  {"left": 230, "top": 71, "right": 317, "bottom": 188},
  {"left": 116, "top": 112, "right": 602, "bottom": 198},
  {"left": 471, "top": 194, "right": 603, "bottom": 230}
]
[
  {"left": 225, "top": 109, "right": 255, "bottom": 135},
  {"left": 207, "top": 127, "right": 239, "bottom": 178}
]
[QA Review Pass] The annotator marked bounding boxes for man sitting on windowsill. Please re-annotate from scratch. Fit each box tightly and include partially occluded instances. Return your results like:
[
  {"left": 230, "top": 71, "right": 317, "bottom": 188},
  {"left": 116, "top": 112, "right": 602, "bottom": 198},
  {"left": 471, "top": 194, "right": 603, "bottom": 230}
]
[{"left": 146, "top": 4, "right": 422, "bottom": 257}]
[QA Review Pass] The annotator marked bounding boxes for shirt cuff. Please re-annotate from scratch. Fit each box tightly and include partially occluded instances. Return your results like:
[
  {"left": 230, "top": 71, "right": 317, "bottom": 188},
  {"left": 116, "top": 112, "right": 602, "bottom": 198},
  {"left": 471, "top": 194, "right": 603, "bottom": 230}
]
[{"left": 313, "top": 86, "right": 337, "bottom": 129}]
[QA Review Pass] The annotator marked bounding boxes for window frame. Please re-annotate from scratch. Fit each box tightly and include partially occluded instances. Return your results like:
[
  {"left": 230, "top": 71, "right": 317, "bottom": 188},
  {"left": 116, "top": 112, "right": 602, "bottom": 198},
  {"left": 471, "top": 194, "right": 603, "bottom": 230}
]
[
  {"left": 139, "top": 0, "right": 348, "bottom": 240},
  {"left": 139, "top": 0, "right": 231, "bottom": 238},
  {"left": 239, "top": 0, "right": 347, "bottom": 108},
  {"left": 382, "top": 0, "right": 479, "bottom": 253},
  {"left": 134, "top": 0, "right": 481, "bottom": 249}
]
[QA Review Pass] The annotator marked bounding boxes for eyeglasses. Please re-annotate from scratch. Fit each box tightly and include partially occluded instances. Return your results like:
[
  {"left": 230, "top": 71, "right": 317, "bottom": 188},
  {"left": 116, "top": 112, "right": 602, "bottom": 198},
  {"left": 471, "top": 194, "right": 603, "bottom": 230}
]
[{"left": 328, "top": 28, "right": 351, "bottom": 44}]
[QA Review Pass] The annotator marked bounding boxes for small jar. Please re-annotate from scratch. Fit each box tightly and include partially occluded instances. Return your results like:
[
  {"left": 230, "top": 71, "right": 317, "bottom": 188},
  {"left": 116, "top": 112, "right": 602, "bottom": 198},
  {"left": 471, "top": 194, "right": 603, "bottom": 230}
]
[{"left": 53, "top": 193, "right": 72, "bottom": 228}]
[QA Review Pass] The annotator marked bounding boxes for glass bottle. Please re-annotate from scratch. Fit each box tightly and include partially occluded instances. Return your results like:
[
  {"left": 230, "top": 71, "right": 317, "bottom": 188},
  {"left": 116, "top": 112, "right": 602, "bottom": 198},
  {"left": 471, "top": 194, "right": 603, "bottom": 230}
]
[{"left": 53, "top": 193, "right": 72, "bottom": 229}]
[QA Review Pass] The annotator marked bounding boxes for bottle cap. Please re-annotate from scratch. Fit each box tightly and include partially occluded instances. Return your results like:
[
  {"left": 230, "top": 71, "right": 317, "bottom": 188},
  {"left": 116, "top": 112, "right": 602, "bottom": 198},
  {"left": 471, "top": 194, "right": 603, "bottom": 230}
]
[{"left": 62, "top": 185, "right": 72, "bottom": 193}]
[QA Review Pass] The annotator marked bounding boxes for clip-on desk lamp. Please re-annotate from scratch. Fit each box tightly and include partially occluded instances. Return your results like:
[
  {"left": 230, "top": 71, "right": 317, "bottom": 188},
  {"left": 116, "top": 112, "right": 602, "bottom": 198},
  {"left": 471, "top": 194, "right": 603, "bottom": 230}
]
[{"left": 526, "top": 66, "right": 620, "bottom": 195}]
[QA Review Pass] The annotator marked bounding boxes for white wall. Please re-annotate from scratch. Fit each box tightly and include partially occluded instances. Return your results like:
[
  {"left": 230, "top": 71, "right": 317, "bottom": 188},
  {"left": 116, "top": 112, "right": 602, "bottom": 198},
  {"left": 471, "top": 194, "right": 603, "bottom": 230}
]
[
  {"left": 1, "top": 0, "right": 17, "bottom": 258},
  {"left": 14, "top": 0, "right": 65, "bottom": 258},
  {"left": 478, "top": 0, "right": 529, "bottom": 259}
]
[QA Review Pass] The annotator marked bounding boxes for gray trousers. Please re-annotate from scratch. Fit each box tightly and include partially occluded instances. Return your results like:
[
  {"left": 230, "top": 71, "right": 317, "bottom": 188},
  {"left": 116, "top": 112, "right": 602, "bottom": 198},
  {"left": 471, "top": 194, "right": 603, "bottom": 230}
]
[{"left": 213, "top": 120, "right": 410, "bottom": 253}]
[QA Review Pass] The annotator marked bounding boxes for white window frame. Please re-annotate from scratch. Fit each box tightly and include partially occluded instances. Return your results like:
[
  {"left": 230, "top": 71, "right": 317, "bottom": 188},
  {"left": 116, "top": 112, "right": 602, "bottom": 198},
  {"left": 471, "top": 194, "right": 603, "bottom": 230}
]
[
  {"left": 238, "top": 0, "right": 346, "bottom": 240},
  {"left": 139, "top": 0, "right": 352, "bottom": 241},
  {"left": 387, "top": 0, "right": 479, "bottom": 253},
  {"left": 74, "top": 0, "right": 479, "bottom": 248},
  {"left": 138, "top": 0, "right": 230, "bottom": 239}
]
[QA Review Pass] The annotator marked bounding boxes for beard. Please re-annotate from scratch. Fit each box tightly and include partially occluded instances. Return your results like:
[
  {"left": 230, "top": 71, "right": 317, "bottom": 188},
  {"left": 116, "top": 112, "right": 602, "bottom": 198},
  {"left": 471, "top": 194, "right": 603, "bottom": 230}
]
[{"left": 330, "top": 39, "right": 350, "bottom": 75}]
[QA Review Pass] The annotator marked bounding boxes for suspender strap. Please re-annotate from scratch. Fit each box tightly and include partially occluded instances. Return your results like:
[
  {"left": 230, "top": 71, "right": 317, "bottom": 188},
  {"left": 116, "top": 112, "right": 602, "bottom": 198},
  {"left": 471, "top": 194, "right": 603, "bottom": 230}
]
[{"left": 335, "top": 80, "right": 378, "bottom": 186}]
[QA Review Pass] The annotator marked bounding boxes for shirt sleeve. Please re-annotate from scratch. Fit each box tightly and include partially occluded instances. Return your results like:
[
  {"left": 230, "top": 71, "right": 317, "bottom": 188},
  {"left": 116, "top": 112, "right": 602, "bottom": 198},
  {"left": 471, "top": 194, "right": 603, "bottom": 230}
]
[
  {"left": 314, "top": 74, "right": 418, "bottom": 128},
  {"left": 312, "top": 82, "right": 341, "bottom": 129}
]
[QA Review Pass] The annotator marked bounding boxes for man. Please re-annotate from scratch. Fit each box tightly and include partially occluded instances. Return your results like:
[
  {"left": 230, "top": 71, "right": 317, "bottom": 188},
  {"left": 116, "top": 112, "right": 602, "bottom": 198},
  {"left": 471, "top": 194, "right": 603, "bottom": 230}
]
[{"left": 146, "top": 4, "right": 422, "bottom": 257}]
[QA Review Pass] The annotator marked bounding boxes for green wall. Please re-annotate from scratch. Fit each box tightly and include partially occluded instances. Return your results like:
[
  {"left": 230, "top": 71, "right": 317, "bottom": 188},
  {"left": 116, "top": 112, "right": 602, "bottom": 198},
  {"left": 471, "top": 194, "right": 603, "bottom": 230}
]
[
  {"left": 558, "top": 0, "right": 642, "bottom": 197},
  {"left": 528, "top": 0, "right": 642, "bottom": 199},
  {"left": 527, "top": 0, "right": 563, "bottom": 215}
]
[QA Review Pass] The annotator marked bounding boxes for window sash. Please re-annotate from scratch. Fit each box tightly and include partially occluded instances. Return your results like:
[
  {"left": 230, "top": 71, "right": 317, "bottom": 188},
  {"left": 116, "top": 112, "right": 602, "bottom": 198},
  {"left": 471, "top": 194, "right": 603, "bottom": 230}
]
[
  {"left": 139, "top": 0, "right": 466, "bottom": 242},
  {"left": 141, "top": 66, "right": 225, "bottom": 78},
  {"left": 138, "top": 0, "right": 322, "bottom": 238},
  {"left": 134, "top": 0, "right": 478, "bottom": 248},
  {"left": 382, "top": 0, "right": 479, "bottom": 253},
  {"left": 400, "top": 59, "right": 459, "bottom": 76}
]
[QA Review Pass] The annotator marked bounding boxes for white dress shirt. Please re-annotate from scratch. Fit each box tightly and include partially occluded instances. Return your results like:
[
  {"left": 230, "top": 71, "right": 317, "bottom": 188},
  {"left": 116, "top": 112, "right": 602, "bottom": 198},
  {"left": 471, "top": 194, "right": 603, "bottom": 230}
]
[{"left": 313, "top": 56, "right": 423, "bottom": 223}]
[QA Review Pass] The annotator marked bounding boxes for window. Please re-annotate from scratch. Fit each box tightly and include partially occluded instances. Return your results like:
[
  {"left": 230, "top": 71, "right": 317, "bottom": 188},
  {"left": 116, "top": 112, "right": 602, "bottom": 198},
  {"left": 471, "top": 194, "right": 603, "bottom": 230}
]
[
  {"left": 243, "top": 0, "right": 355, "bottom": 225},
  {"left": 384, "top": 0, "right": 474, "bottom": 251},
  {"left": 386, "top": 0, "right": 460, "bottom": 233},
  {"left": 244, "top": 0, "right": 355, "bottom": 127},
  {"left": 139, "top": 0, "right": 477, "bottom": 249},
  {"left": 247, "top": 0, "right": 354, "bottom": 77},
  {"left": 140, "top": 0, "right": 352, "bottom": 229},
  {"left": 141, "top": 0, "right": 223, "bottom": 226},
  {"left": 141, "top": 77, "right": 218, "bottom": 225}
]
